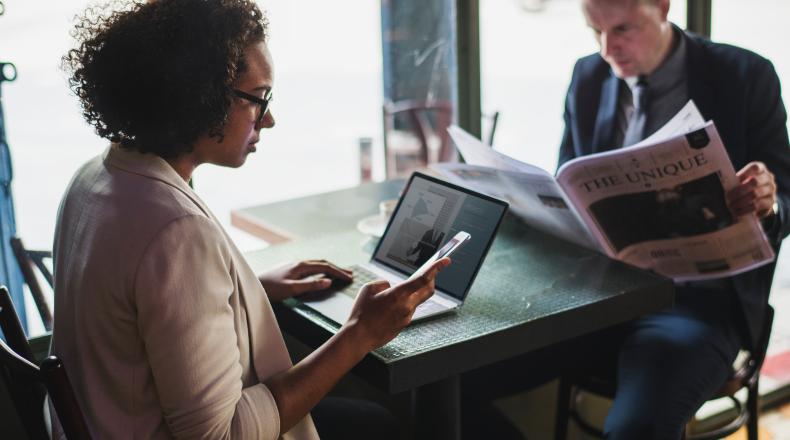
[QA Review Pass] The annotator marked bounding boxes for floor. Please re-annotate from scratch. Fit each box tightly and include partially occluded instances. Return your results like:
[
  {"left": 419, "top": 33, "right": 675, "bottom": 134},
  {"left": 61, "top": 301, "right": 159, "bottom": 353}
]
[
  {"left": 491, "top": 380, "right": 790, "bottom": 439},
  {"left": 725, "top": 403, "right": 790, "bottom": 439}
]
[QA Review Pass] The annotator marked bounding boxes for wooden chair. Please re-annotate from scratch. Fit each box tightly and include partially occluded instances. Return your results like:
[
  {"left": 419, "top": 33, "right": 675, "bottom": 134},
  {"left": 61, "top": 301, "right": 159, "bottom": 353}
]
[
  {"left": 10, "top": 237, "right": 53, "bottom": 331},
  {"left": 0, "top": 286, "right": 90, "bottom": 439},
  {"left": 381, "top": 101, "right": 501, "bottom": 178},
  {"left": 484, "top": 110, "right": 500, "bottom": 147},
  {"left": 382, "top": 99, "right": 454, "bottom": 178},
  {"left": 554, "top": 305, "right": 775, "bottom": 440}
]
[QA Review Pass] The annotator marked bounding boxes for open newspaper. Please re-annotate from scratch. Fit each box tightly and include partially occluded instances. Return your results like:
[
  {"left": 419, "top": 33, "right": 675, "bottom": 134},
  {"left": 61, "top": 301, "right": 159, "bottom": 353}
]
[{"left": 432, "top": 101, "right": 774, "bottom": 282}]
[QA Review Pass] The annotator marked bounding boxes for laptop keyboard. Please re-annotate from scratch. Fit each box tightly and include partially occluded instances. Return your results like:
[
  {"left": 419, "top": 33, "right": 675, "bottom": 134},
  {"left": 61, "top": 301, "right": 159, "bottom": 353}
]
[
  {"left": 336, "top": 265, "right": 379, "bottom": 299},
  {"left": 415, "top": 300, "right": 446, "bottom": 316},
  {"left": 332, "top": 265, "right": 447, "bottom": 316}
]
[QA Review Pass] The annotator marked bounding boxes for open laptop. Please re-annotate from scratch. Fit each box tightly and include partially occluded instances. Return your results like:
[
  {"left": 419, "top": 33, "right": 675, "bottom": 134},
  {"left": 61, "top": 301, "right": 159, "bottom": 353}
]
[{"left": 300, "top": 172, "right": 508, "bottom": 324}]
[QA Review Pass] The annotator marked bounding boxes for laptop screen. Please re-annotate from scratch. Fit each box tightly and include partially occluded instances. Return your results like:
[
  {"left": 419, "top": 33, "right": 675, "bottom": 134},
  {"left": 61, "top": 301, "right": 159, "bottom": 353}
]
[{"left": 372, "top": 172, "right": 509, "bottom": 301}]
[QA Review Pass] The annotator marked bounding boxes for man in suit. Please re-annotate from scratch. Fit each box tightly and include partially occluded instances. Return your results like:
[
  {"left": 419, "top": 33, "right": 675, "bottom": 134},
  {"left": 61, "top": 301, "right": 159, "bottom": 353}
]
[{"left": 560, "top": 0, "right": 790, "bottom": 437}]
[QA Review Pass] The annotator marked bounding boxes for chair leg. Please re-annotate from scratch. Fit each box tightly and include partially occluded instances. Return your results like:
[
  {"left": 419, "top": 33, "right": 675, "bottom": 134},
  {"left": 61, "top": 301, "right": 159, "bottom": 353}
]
[
  {"left": 747, "top": 378, "right": 759, "bottom": 440},
  {"left": 554, "top": 377, "right": 572, "bottom": 440}
]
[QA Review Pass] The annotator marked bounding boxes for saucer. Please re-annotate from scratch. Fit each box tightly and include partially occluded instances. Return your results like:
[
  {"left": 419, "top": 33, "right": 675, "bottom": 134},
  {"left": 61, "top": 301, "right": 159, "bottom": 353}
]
[{"left": 356, "top": 214, "right": 388, "bottom": 238}]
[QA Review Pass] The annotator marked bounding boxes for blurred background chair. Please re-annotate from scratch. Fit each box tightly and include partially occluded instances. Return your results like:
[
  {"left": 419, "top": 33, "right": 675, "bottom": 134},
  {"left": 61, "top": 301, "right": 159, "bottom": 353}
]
[
  {"left": 382, "top": 99, "right": 454, "bottom": 178},
  {"left": 10, "top": 237, "right": 53, "bottom": 331},
  {"left": 0, "top": 286, "right": 90, "bottom": 440},
  {"left": 554, "top": 305, "right": 775, "bottom": 440},
  {"left": 483, "top": 110, "right": 500, "bottom": 148},
  {"left": 382, "top": 100, "right": 500, "bottom": 179}
]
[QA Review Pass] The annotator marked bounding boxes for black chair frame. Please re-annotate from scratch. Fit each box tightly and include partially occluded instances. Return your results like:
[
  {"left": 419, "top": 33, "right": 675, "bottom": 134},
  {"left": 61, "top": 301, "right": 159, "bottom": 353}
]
[
  {"left": 0, "top": 286, "right": 90, "bottom": 439},
  {"left": 555, "top": 305, "right": 774, "bottom": 440}
]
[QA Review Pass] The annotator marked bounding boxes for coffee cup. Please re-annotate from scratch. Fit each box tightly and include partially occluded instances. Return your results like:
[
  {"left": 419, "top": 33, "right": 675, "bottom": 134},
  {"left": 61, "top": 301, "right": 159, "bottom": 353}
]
[{"left": 379, "top": 199, "right": 398, "bottom": 221}]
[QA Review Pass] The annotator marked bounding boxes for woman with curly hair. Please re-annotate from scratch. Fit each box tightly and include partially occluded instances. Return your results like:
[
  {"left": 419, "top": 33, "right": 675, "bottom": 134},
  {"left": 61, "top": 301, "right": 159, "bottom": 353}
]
[{"left": 52, "top": 1, "right": 449, "bottom": 438}]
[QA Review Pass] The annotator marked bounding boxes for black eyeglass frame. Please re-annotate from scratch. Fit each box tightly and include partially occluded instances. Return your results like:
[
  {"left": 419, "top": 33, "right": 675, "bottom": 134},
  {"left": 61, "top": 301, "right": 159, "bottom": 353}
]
[{"left": 233, "top": 89, "right": 273, "bottom": 125}]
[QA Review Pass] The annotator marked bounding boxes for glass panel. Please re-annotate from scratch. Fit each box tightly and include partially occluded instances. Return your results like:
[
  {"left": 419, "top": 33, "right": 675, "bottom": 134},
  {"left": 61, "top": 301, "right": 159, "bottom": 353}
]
[
  {"left": 381, "top": 0, "right": 457, "bottom": 178},
  {"left": 711, "top": 0, "right": 790, "bottom": 133},
  {"left": 194, "top": 1, "right": 384, "bottom": 245},
  {"left": 711, "top": 0, "right": 790, "bottom": 363},
  {"left": 480, "top": 0, "right": 687, "bottom": 172},
  {"left": 0, "top": 0, "right": 384, "bottom": 253}
]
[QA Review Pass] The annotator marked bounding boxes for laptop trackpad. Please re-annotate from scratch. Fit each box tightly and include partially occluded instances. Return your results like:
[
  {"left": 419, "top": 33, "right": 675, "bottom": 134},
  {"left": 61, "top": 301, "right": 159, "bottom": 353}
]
[{"left": 302, "top": 293, "right": 354, "bottom": 324}]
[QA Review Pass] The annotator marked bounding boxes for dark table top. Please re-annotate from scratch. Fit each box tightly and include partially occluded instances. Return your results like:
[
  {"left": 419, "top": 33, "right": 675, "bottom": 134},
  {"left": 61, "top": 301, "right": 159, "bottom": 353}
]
[
  {"left": 232, "top": 180, "right": 405, "bottom": 243},
  {"left": 242, "top": 180, "right": 674, "bottom": 393}
]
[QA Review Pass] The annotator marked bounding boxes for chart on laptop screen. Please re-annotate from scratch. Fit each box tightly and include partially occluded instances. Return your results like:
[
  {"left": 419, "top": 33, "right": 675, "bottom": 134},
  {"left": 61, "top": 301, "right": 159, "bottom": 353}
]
[
  {"left": 385, "top": 185, "right": 462, "bottom": 268},
  {"left": 373, "top": 174, "right": 507, "bottom": 300}
]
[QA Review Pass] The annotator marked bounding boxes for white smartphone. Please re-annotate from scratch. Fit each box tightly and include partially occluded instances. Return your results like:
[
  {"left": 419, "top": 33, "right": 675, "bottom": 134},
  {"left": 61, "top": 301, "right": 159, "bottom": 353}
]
[{"left": 407, "top": 231, "right": 471, "bottom": 281}]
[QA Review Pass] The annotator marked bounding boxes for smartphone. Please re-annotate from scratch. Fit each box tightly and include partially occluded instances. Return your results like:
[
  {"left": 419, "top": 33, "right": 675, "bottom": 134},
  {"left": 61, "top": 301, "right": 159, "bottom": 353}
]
[{"left": 407, "top": 231, "right": 471, "bottom": 281}]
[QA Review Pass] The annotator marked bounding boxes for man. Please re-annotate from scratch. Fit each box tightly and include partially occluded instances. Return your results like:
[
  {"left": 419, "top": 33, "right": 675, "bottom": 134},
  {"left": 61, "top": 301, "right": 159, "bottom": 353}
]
[{"left": 560, "top": 0, "right": 790, "bottom": 437}]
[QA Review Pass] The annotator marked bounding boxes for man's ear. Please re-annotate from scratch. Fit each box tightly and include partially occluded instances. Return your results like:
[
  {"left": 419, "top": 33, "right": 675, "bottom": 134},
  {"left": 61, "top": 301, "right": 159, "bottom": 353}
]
[{"left": 658, "top": 0, "right": 670, "bottom": 21}]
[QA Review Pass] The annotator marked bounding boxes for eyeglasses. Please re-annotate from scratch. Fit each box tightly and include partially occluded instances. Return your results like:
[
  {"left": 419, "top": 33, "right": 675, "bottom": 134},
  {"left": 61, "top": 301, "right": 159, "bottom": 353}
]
[{"left": 233, "top": 88, "right": 273, "bottom": 126}]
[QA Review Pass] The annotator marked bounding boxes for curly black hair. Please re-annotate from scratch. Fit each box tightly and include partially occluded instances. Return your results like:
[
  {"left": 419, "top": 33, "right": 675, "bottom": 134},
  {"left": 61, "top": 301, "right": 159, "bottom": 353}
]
[{"left": 64, "top": 0, "right": 268, "bottom": 158}]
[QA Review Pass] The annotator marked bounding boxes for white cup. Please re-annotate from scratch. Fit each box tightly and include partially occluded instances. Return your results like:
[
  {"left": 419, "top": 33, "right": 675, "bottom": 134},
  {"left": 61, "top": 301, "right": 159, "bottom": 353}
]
[{"left": 379, "top": 199, "right": 398, "bottom": 221}]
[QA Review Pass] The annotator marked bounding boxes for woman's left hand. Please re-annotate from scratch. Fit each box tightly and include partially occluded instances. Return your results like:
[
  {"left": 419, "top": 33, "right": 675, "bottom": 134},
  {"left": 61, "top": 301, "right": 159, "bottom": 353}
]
[{"left": 259, "top": 259, "right": 353, "bottom": 302}]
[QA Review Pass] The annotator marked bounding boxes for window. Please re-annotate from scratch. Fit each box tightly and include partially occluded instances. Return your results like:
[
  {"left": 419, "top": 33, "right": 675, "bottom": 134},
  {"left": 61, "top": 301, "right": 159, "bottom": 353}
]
[
  {"left": 380, "top": 0, "right": 458, "bottom": 178},
  {"left": 711, "top": 0, "right": 790, "bottom": 133},
  {"left": 192, "top": 1, "right": 384, "bottom": 249},
  {"left": 0, "top": 0, "right": 385, "bottom": 334},
  {"left": 479, "top": 0, "right": 687, "bottom": 172},
  {"left": 710, "top": 0, "right": 790, "bottom": 369},
  {"left": 0, "top": 1, "right": 384, "bottom": 254}
]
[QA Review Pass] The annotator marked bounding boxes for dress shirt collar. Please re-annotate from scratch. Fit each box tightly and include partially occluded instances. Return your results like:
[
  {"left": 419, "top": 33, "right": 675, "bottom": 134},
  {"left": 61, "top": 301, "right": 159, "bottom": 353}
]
[{"left": 624, "top": 25, "right": 686, "bottom": 94}]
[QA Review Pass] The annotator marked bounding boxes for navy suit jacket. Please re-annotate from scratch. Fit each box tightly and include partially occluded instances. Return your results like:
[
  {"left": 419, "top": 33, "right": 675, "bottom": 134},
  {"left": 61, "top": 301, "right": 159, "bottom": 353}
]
[{"left": 559, "top": 30, "right": 790, "bottom": 349}]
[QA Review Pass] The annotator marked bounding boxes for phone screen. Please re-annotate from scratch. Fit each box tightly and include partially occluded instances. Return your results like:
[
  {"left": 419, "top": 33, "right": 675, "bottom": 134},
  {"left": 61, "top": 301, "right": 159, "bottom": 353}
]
[
  {"left": 407, "top": 232, "right": 470, "bottom": 281},
  {"left": 436, "top": 237, "right": 462, "bottom": 260}
]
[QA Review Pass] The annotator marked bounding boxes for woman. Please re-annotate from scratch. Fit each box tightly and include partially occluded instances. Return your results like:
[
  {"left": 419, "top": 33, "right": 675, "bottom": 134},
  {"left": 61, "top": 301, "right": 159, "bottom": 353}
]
[{"left": 53, "top": 0, "right": 449, "bottom": 438}]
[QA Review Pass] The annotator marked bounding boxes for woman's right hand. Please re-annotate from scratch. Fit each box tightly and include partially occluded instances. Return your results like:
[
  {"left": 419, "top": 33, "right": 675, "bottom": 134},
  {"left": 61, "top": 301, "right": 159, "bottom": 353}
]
[
  {"left": 263, "top": 257, "right": 450, "bottom": 435},
  {"left": 343, "top": 257, "right": 451, "bottom": 352}
]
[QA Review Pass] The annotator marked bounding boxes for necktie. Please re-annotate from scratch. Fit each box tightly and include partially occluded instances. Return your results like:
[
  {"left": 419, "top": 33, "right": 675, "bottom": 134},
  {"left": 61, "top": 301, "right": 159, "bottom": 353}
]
[{"left": 623, "top": 77, "right": 649, "bottom": 147}]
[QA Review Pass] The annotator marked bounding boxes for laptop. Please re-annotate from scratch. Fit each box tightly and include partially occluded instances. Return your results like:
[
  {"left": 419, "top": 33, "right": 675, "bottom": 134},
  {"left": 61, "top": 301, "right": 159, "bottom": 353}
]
[{"left": 300, "top": 172, "right": 509, "bottom": 324}]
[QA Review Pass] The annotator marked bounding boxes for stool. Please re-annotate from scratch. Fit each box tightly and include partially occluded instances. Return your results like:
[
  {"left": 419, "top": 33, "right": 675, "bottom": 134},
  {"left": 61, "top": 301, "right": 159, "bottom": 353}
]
[{"left": 554, "top": 305, "right": 774, "bottom": 440}]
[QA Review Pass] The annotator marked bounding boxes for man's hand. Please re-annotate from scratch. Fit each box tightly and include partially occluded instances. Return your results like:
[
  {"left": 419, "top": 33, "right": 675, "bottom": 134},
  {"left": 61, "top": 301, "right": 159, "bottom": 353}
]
[
  {"left": 259, "top": 260, "right": 353, "bottom": 302},
  {"left": 727, "top": 161, "right": 777, "bottom": 218},
  {"left": 343, "top": 257, "right": 451, "bottom": 352}
]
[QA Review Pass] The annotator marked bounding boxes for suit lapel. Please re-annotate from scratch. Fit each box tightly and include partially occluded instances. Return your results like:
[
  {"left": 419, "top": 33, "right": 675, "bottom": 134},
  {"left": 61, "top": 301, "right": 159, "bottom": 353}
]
[{"left": 591, "top": 73, "right": 620, "bottom": 153}]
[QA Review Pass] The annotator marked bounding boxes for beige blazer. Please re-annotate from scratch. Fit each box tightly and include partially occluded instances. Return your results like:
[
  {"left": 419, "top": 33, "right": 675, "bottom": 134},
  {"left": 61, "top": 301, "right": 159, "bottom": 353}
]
[{"left": 51, "top": 145, "right": 318, "bottom": 439}]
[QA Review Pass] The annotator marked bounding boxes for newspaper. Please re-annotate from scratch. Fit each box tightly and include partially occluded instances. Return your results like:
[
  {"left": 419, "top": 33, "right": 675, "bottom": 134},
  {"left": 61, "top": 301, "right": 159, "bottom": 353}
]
[{"left": 433, "top": 101, "right": 775, "bottom": 281}]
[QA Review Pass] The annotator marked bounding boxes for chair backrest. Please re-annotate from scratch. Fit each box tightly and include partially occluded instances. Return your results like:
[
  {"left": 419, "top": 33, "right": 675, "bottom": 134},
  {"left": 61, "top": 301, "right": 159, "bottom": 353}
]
[
  {"left": 755, "top": 304, "right": 774, "bottom": 366},
  {"left": 1, "top": 286, "right": 50, "bottom": 439},
  {"left": 485, "top": 110, "right": 500, "bottom": 147},
  {"left": 744, "top": 304, "right": 775, "bottom": 383},
  {"left": 718, "top": 304, "right": 775, "bottom": 396},
  {"left": 0, "top": 338, "right": 49, "bottom": 439},
  {"left": 41, "top": 355, "right": 91, "bottom": 440},
  {"left": 10, "top": 237, "right": 53, "bottom": 331},
  {"left": 383, "top": 99, "right": 454, "bottom": 177},
  {"left": 0, "top": 287, "right": 91, "bottom": 439}
]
